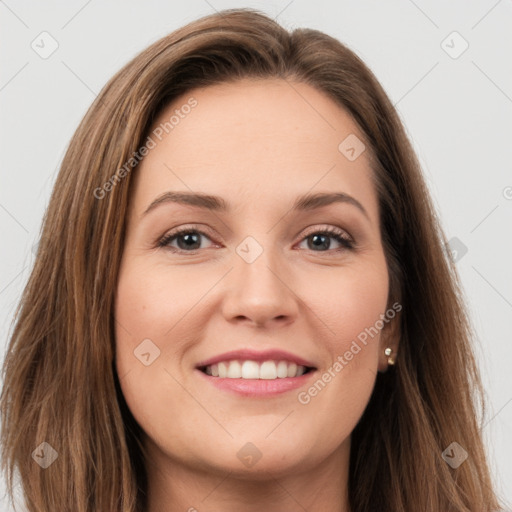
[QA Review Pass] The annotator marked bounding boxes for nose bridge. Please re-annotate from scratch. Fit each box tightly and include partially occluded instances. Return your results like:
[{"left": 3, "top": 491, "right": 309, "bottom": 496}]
[{"left": 222, "top": 231, "right": 297, "bottom": 326}]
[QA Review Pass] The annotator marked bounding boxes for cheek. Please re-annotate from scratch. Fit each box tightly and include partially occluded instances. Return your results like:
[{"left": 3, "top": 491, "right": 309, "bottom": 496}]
[
  {"left": 309, "top": 260, "right": 389, "bottom": 355},
  {"left": 294, "top": 265, "right": 388, "bottom": 442},
  {"left": 113, "top": 262, "right": 191, "bottom": 437},
  {"left": 113, "top": 257, "right": 216, "bottom": 375},
  {"left": 114, "top": 260, "right": 202, "bottom": 340}
]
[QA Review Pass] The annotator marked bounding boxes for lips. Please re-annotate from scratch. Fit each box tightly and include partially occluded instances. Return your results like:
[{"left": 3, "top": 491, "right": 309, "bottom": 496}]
[{"left": 195, "top": 349, "right": 317, "bottom": 396}]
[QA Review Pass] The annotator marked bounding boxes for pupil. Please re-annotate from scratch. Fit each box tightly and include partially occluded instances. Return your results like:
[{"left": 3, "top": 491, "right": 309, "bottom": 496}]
[
  {"left": 179, "top": 233, "right": 200, "bottom": 250},
  {"left": 310, "top": 234, "right": 329, "bottom": 250}
]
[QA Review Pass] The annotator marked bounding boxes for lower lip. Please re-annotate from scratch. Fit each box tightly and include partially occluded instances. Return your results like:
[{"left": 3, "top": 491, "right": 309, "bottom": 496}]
[{"left": 196, "top": 368, "right": 316, "bottom": 397}]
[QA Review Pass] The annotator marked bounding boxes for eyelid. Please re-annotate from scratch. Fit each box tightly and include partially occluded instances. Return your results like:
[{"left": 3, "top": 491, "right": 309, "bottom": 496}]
[{"left": 300, "top": 224, "right": 353, "bottom": 243}]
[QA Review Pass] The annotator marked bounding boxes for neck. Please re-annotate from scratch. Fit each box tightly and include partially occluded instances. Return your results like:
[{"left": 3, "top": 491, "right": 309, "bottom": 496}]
[{"left": 144, "top": 438, "right": 351, "bottom": 512}]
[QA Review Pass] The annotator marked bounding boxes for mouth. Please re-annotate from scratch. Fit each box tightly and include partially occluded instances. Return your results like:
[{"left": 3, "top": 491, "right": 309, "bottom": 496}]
[
  {"left": 194, "top": 348, "right": 318, "bottom": 396},
  {"left": 197, "top": 359, "right": 316, "bottom": 380}
]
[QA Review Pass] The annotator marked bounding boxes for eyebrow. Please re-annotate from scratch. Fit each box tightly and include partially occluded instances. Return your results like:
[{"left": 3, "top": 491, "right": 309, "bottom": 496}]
[{"left": 142, "top": 190, "right": 370, "bottom": 220}]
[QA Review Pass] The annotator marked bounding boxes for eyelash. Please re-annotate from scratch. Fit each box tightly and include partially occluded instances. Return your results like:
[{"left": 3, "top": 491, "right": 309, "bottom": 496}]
[{"left": 157, "top": 225, "right": 355, "bottom": 254}]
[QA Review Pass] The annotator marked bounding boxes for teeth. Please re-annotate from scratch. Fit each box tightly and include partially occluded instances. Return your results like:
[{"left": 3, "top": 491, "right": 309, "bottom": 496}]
[
  {"left": 287, "top": 362, "right": 297, "bottom": 377},
  {"left": 203, "top": 360, "right": 309, "bottom": 379},
  {"left": 259, "top": 361, "right": 277, "bottom": 379},
  {"left": 227, "top": 360, "right": 241, "bottom": 378},
  {"left": 276, "top": 361, "right": 288, "bottom": 378},
  {"left": 218, "top": 362, "right": 228, "bottom": 378},
  {"left": 241, "top": 360, "right": 259, "bottom": 379}
]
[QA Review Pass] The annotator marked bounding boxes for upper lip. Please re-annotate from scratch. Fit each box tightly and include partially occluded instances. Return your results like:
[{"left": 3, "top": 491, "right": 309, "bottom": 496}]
[{"left": 195, "top": 348, "right": 317, "bottom": 369}]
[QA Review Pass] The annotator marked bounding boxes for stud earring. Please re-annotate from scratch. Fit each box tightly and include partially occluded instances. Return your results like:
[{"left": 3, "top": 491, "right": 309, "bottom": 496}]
[{"left": 384, "top": 347, "right": 395, "bottom": 366}]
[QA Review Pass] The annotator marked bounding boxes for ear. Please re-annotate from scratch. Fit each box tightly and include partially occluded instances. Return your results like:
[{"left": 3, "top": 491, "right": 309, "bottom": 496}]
[{"left": 377, "top": 302, "right": 402, "bottom": 373}]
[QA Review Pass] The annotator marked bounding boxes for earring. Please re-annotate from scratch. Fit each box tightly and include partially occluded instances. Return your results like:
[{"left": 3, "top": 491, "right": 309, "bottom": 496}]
[{"left": 384, "top": 347, "right": 395, "bottom": 366}]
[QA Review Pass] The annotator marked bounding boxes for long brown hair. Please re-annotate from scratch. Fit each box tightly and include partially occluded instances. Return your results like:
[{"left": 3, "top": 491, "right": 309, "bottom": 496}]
[{"left": 1, "top": 8, "right": 505, "bottom": 511}]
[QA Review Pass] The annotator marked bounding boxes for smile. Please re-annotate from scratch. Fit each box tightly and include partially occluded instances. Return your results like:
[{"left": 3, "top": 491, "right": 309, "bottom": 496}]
[
  {"left": 199, "top": 359, "right": 314, "bottom": 380},
  {"left": 195, "top": 348, "right": 318, "bottom": 396}
]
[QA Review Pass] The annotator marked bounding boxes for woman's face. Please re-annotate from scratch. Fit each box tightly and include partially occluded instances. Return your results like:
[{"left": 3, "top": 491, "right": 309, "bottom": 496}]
[{"left": 115, "top": 78, "right": 395, "bottom": 479}]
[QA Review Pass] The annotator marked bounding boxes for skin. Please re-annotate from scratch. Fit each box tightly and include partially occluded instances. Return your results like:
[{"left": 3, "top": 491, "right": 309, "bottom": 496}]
[{"left": 114, "top": 78, "right": 399, "bottom": 512}]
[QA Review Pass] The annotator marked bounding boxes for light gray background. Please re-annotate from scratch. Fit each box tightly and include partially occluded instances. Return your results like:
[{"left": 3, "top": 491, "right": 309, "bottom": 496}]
[{"left": 1, "top": 0, "right": 511, "bottom": 509}]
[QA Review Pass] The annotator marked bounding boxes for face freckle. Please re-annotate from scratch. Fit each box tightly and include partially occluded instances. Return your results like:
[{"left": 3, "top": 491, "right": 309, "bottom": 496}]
[{"left": 114, "top": 78, "right": 392, "bottom": 483}]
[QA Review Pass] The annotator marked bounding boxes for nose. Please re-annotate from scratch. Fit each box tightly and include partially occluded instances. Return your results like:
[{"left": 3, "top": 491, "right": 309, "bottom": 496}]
[{"left": 221, "top": 247, "right": 298, "bottom": 329}]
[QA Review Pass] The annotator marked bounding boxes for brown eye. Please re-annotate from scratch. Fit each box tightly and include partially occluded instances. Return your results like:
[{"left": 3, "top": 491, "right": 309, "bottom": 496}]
[
  {"left": 158, "top": 228, "right": 214, "bottom": 252},
  {"left": 298, "top": 227, "right": 355, "bottom": 253}
]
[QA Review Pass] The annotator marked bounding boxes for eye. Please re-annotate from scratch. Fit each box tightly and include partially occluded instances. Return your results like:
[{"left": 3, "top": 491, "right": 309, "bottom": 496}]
[
  {"left": 157, "top": 225, "right": 355, "bottom": 254},
  {"left": 158, "top": 226, "right": 215, "bottom": 252},
  {"left": 296, "top": 226, "right": 355, "bottom": 253}
]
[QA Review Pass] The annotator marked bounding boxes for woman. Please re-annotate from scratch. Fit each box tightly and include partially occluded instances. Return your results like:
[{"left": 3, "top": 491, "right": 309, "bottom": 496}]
[{"left": 0, "top": 8, "right": 505, "bottom": 512}]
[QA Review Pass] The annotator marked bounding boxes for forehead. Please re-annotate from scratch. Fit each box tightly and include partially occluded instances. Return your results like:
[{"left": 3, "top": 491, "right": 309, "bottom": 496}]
[{"left": 130, "top": 79, "right": 378, "bottom": 223}]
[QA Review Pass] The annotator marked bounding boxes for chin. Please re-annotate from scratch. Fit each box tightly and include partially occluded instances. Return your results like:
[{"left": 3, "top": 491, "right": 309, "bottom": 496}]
[
  {"left": 214, "top": 450, "right": 312, "bottom": 481},
  {"left": 196, "top": 432, "right": 323, "bottom": 479}
]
